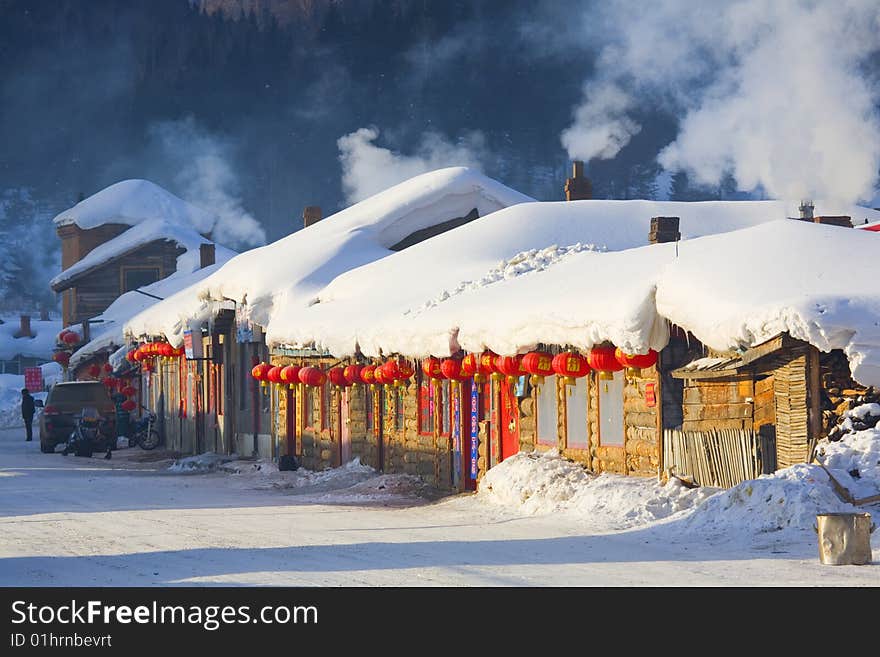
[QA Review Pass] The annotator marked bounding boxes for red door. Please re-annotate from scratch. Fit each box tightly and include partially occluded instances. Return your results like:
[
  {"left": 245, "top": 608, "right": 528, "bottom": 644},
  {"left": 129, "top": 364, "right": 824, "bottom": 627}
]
[
  {"left": 500, "top": 380, "right": 520, "bottom": 460},
  {"left": 339, "top": 389, "right": 352, "bottom": 465}
]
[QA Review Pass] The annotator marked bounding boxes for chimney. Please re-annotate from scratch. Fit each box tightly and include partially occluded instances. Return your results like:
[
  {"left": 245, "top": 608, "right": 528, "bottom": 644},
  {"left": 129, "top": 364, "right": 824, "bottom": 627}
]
[
  {"left": 813, "top": 215, "right": 852, "bottom": 228},
  {"left": 15, "top": 314, "right": 31, "bottom": 338},
  {"left": 199, "top": 243, "right": 216, "bottom": 269},
  {"left": 40, "top": 308, "right": 49, "bottom": 321},
  {"left": 303, "top": 206, "right": 322, "bottom": 228},
  {"left": 649, "top": 216, "right": 681, "bottom": 244},
  {"left": 564, "top": 161, "right": 592, "bottom": 201},
  {"left": 798, "top": 200, "right": 814, "bottom": 221}
]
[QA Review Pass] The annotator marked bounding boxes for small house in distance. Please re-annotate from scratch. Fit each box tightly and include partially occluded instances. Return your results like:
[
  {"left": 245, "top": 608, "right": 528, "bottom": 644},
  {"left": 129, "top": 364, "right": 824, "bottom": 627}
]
[{"left": 50, "top": 180, "right": 226, "bottom": 328}]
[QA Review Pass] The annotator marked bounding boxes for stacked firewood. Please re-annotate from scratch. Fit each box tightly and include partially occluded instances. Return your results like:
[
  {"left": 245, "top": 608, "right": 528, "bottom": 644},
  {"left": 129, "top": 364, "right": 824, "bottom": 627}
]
[{"left": 825, "top": 386, "right": 880, "bottom": 441}]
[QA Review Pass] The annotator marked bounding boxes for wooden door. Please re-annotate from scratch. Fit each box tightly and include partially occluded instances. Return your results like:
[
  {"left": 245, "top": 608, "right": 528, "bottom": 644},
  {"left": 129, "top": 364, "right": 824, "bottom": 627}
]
[{"left": 499, "top": 380, "right": 520, "bottom": 460}]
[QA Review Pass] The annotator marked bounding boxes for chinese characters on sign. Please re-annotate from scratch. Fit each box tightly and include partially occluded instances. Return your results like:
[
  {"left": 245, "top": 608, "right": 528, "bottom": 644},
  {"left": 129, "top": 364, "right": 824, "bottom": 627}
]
[
  {"left": 24, "top": 367, "right": 43, "bottom": 392},
  {"left": 470, "top": 383, "right": 479, "bottom": 481}
]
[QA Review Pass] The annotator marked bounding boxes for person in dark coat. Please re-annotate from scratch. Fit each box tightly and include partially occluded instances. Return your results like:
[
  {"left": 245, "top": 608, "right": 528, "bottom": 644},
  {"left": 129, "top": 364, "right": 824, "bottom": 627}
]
[{"left": 21, "top": 388, "right": 35, "bottom": 442}]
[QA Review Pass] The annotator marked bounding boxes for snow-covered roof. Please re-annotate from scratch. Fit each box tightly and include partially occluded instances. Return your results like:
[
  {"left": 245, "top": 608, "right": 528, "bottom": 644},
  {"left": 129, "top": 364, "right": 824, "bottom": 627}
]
[
  {"left": 50, "top": 218, "right": 235, "bottom": 291},
  {"left": 270, "top": 199, "right": 880, "bottom": 358},
  {"left": 0, "top": 317, "right": 63, "bottom": 362},
  {"left": 124, "top": 167, "right": 533, "bottom": 343},
  {"left": 69, "top": 257, "right": 235, "bottom": 369},
  {"left": 52, "top": 179, "right": 215, "bottom": 232}
]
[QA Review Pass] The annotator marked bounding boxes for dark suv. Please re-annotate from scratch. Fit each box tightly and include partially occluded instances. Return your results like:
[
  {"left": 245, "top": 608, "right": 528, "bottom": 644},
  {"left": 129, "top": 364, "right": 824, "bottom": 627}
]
[{"left": 39, "top": 381, "right": 115, "bottom": 454}]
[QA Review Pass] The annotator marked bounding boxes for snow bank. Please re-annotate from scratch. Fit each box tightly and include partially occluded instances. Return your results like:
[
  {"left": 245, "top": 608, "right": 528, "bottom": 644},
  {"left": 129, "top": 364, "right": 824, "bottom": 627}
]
[
  {"left": 52, "top": 179, "right": 215, "bottom": 233},
  {"left": 0, "top": 363, "right": 58, "bottom": 428},
  {"left": 125, "top": 167, "right": 532, "bottom": 346},
  {"left": 476, "top": 451, "right": 713, "bottom": 528},
  {"left": 816, "top": 423, "right": 880, "bottom": 502},
  {"left": 680, "top": 464, "right": 859, "bottom": 534},
  {"left": 167, "top": 452, "right": 239, "bottom": 473},
  {"left": 476, "top": 441, "right": 879, "bottom": 537}
]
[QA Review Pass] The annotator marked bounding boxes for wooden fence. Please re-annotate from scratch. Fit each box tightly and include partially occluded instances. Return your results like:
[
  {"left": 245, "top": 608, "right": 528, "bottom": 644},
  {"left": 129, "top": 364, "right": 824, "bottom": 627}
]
[{"left": 663, "top": 428, "right": 775, "bottom": 488}]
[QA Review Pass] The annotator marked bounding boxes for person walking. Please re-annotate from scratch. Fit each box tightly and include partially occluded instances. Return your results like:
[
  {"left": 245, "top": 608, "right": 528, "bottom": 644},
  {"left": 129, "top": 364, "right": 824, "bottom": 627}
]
[{"left": 21, "top": 388, "right": 35, "bottom": 442}]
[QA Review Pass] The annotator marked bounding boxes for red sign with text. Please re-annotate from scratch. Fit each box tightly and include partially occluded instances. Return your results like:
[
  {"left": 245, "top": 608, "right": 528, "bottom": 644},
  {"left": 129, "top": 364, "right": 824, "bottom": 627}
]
[{"left": 24, "top": 367, "right": 43, "bottom": 392}]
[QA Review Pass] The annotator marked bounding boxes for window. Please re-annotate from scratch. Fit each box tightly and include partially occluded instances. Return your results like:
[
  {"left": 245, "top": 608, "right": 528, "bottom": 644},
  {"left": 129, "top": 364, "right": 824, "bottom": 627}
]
[
  {"left": 394, "top": 388, "right": 404, "bottom": 432},
  {"left": 536, "top": 375, "right": 558, "bottom": 446},
  {"left": 303, "top": 385, "right": 315, "bottom": 429},
  {"left": 418, "top": 377, "right": 435, "bottom": 435},
  {"left": 122, "top": 267, "right": 160, "bottom": 292},
  {"left": 565, "top": 376, "right": 590, "bottom": 449},
  {"left": 320, "top": 381, "right": 330, "bottom": 431},
  {"left": 365, "top": 385, "right": 374, "bottom": 433},
  {"left": 439, "top": 380, "right": 451, "bottom": 436},
  {"left": 598, "top": 371, "right": 625, "bottom": 447}
]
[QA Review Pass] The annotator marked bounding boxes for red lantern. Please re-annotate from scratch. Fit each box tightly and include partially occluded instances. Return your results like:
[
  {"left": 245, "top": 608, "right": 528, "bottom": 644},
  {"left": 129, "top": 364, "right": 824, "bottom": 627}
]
[
  {"left": 521, "top": 351, "right": 554, "bottom": 385},
  {"left": 495, "top": 355, "right": 527, "bottom": 382},
  {"left": 328, "top": 366, "right": 349, "bottom": 388},
  {"left": 251, "top": 362, "right": 272, "bottom": 388},
  {"left": 588, "top": 346, "right": 624, "bottom": 380},
  {"left": 102, "top": 362, "right": 113, "bottom": 374},
  {"left": 421, "top": 357, "right": 445, "bottom": 380},
  {"left": 440, "top": 358, "right": 468, "bottom": 381},
  {"left": 280, "top": 365, "right": 302, "bottom": 389},
  {"left": 299, "top": 366, "right": 326, "bottom": 387},
  {"left": 101, "top": 376, "right": 115, "bottom": 389},
  {"left": 267, "top": 365, "right": 283, "bottom": 385},
  {"left": 343, "top": 364, "right": 364, "bottom": 385},
  {"left": 373, "top": 366, "right": 389, "bottom": 386},
  {"left": 122, "top": 386, "right": 137, "bottom": 398},
  {"left": 552, "top": 352, "right": 591, "bottom": 386},
  {"left": 480, "top": 351, "right": 502, "bottom": 381},
  {"left": 62, "top": 331, "right": 79, "bottom": 346},
  {"left": 614, "top": 348, "right": 658, "bottom": 377},
  {"left": 382, "top": 358, "right": 414, "bottom": 386},
  {"left": 126, "top": 349, "right": 138, "bottom": 363},
  {"left": 52, "top": 351, "right": 71, "bottom": 367},
  {"left": 87, "top": 363, "right": 101, "bottom": 378},
  {"left": 361, "top": 365, "right": 377, "bottom": 386},
  {"left": 157, "top": 343, "right": 172, "bottom": 358},
  {"left": 121, "top": 399, "right": 137, "bottom": 412}
]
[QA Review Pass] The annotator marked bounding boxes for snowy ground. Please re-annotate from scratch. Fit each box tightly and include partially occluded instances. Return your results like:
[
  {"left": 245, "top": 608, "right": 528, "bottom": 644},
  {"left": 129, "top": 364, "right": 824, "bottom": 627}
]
[{"left": 0, "top": 426, "right": 878, "bottom": 586}]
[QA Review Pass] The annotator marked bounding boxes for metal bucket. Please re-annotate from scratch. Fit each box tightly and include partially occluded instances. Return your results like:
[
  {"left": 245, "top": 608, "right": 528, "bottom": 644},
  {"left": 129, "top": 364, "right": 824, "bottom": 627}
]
[{"left": 815, "top": 512, "right": 876, "bottom": 566}]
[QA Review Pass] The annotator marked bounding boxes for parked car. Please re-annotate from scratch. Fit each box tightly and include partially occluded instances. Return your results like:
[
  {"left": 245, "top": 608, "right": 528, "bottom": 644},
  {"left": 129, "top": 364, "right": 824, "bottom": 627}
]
[{"left": 39, "top": 381, "right": 115, "bottom": 454}]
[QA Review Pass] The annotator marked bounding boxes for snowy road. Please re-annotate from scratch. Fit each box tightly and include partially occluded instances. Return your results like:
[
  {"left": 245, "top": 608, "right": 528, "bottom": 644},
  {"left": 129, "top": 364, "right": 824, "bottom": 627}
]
[{"left": 0, "top": 428, "right": 877, "bottom": 586}]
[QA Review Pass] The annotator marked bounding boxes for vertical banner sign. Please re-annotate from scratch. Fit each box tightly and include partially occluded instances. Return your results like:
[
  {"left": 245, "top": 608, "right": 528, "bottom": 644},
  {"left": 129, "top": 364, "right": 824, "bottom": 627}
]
[
  {"left": 469, "top": 383, "right": 479, "bottom": 481},
  {"left": 24, "top": 367, "right": 43, "bottom": 392},
  {"left": 645, "top": 382, "right": 656, "bottom": 408},
  {"left": 452, "top": 384, "right": 462, "bottom": 487},
  {"left": 183, "top": 330, "right": 194, "bottom": 360}
]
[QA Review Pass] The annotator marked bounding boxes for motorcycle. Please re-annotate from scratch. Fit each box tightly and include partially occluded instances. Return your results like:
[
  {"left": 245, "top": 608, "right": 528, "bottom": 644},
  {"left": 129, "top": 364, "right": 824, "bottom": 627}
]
[
  {"left": 62, "top": 406, "right": 114, "bottom": 458},
  {"left": 129, "top": 409, "right": 160, "bottom": 450}
]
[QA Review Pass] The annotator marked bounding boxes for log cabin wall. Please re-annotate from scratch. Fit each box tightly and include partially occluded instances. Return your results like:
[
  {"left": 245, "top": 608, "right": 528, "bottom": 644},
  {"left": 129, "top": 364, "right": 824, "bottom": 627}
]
[
  {"left": 681, "top": 376, "right": 754, "bottom": 432},
  {"left": 622, "top": 368, "right": 661, "bottom": 476},
  {"left": 267, "top": 357, "right": 449, "bottom": 488}
]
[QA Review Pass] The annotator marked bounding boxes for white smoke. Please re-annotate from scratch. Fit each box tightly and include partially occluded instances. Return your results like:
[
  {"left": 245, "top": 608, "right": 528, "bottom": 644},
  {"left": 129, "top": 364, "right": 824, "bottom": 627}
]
[
  {"left": 562, "top": 0, "right": 880, "bottom": 204},
  {"left": 337, "top": 127, "right": 487, "bottom": 204},
  {"left": 150, "top": 118, "right": 267, "bottom": 248}
]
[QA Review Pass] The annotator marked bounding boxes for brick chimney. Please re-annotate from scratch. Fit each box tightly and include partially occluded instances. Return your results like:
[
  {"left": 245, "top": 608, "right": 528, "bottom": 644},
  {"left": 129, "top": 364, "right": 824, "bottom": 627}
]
[
  {"left": 15, "top": 314, "right": 31, "bottom": 338},
  {"left": 199, "top": 243, "right": 216, "bottom": 268},
  {"left": 798, "top": 200, "right": 814, "bottom": 220},
  {"left": 564, "top": 161, "right": 592, "bottom": 201},
  {"left": 649, "top": 216, "right": 681, "bottom": 244},
  {"left": 303, "top": 206, "right": 322, "bottom": 228}
]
